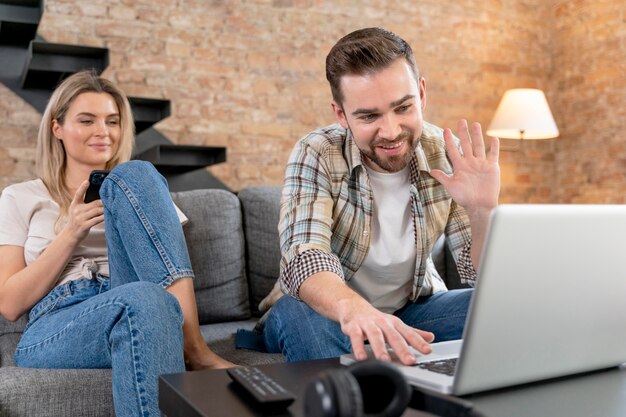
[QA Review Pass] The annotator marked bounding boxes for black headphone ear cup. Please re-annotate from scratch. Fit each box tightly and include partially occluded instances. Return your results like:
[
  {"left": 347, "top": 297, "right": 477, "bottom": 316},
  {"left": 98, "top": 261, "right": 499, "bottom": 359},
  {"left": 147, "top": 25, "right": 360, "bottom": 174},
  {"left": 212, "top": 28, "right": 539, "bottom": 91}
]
[
  {"left": 304, "top": 368, "right": 364, "bottom": 417},
  {"left": 348, "top": 360, "right": 411, "bottom": 417},
  {"left": 304, "top": 374, "right": 338, "bottom": 417},
  {"left": 327, "top": 369, "right": 364, "bottom": 417}
]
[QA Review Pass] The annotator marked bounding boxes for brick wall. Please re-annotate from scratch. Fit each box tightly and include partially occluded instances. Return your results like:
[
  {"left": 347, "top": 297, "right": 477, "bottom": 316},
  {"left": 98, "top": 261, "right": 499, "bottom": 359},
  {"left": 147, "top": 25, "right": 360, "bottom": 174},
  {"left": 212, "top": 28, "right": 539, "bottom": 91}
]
[
  {"left": 0, "top": 0, "right": 623, "bottom": 203},
  {"left": 0, "top": 85, "right": 40, "bottom": 191},
  {"left": 550, "top": 0, "right": 626, "bottom": 203}
]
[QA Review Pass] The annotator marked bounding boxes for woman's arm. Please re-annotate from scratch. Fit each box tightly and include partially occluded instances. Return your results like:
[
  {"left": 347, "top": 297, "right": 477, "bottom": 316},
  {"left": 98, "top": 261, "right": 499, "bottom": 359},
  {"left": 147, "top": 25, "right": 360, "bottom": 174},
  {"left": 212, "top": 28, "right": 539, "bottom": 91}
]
[
  {"left": 0, "top": 238, "right": 76, "bottom": 321},
  {"left": 0, "top": 180, "right": 104, "bottom": 321}
]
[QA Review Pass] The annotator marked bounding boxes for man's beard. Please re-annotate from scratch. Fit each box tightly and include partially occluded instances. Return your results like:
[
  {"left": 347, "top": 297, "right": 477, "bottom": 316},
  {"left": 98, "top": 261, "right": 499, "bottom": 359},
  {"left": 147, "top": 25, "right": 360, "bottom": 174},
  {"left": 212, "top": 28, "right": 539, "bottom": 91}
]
[{"left": 361, "top": 129, "right": 417, "bottom": 173}]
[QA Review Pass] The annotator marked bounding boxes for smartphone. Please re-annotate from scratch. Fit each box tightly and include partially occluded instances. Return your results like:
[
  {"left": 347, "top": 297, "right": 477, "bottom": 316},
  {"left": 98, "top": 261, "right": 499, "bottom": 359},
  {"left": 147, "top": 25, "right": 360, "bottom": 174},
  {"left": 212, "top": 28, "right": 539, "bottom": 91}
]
[{"left": 84, "top": 170, "right": 110, "bottom": 203}]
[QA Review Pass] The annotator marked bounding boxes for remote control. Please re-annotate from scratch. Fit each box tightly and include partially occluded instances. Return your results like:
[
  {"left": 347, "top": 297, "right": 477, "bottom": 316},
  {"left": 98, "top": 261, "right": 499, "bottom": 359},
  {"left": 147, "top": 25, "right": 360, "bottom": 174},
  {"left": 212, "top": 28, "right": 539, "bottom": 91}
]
[{"left": 227, "top": 366, "right": 295, "bottom": 410}]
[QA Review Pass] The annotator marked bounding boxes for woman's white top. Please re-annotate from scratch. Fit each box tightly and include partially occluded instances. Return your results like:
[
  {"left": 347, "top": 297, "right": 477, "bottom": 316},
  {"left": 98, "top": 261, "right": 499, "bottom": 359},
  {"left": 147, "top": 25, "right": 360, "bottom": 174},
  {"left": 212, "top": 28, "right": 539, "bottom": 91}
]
[{"left": 0, "top": 179, "right": 186, "bottom": 287}]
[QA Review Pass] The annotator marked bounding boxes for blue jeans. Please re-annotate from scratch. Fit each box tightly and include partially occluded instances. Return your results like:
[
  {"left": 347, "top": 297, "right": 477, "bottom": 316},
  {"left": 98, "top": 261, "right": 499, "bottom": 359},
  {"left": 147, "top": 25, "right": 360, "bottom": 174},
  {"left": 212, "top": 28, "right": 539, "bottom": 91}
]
[
  {"left": 14, "top": 161, "right": 191, "bottom": 417},
  {"left": 263, "top": 288, "right": 473, "bottom": 362}
]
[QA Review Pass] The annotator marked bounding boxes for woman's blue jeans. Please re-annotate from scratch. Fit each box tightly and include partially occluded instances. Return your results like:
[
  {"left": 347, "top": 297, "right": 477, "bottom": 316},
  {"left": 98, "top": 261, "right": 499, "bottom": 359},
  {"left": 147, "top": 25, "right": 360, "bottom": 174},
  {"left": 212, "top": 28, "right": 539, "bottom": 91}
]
[
  {"left": 264, "top": 288, "right": 473, "bottom": 362},
  {"left": 14, "top": 161, "right": 192, "bottom": 417}
]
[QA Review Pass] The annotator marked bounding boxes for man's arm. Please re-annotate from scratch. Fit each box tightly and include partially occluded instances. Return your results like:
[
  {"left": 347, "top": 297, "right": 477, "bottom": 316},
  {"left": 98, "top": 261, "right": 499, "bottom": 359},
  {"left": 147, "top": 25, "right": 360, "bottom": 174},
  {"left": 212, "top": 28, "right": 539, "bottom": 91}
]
[
  {"left": 431, "top": 120, "right": 501, "bottom": 272},
  {"left": 299, "top": 270, "right": 434, "bottom": 365},
  {"left": 466, "top": 208, "right": 492, "bottom": 272}
]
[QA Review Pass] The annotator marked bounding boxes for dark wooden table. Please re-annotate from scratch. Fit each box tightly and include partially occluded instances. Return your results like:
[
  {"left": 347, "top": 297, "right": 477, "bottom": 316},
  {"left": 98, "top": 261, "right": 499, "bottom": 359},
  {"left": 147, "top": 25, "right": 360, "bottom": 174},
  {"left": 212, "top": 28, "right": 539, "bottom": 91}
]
[{"left": 159, "top": 359, "right": 626, "bottom": 417}]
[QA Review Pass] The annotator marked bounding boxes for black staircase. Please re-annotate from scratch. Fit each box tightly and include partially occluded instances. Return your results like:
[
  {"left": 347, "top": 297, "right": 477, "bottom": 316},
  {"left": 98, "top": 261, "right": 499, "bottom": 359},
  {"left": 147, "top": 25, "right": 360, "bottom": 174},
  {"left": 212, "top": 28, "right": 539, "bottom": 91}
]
[
  {"left": 0, "top": 0, "right": 228, "bottom": 191},
  {"left": 0, "top": 0, "right": 41, "bottom": 46},
  {"left": 21, "top": 40, "right": 109, "bottom": 89}
]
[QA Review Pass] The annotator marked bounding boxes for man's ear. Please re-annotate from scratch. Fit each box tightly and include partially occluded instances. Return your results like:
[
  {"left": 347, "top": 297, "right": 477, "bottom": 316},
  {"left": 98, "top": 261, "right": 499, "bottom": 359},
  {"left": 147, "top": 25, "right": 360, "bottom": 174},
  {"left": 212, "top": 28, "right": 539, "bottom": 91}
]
[
  {"left": 418, "top": 77, "right": 427, "bottom": 112},
  {"left": 331, "top": 100, "right": 349, "bottom": 129}
]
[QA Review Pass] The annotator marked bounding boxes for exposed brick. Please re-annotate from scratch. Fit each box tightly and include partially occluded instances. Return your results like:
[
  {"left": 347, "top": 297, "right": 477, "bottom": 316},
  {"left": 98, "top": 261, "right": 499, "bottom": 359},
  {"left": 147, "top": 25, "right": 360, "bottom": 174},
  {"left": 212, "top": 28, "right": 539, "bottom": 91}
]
[
  {"left": 0, "top": 148, "right": 14, "bottom": 175},
  {"left": 247, "top": 52, "right": 277, "bottom": 70},
  {"left": 95, "top": 21, "right": 152, "bottom": 39},
  {"left": 127, "top": 56, "right": 182, "bottom": 72},
  {"left": 108, "top": 5, "right": 138, "bottom": 20},
  {"left": 236, "top": 164, "right": 261, "bottom": 180},
  {"left": 115, "top": 70, "right": 145, "bottom": 84},
  {"left": 79, "top": 4, "right": 107, "bottom": 17},
  {"left": 249, "top": 79, "right": 276, "bottom": 95},
  {"left": 7, "top": 147, "right": 36, "bottom": 161},
  {"left": 136, "top": 7, "right": 167, "bottom": 23},
  {"left": 166, "top": 42, "right": 191, "bottom": 58},
  {"left": 241, "top": 123, "right": 290, "bottom": 138}
]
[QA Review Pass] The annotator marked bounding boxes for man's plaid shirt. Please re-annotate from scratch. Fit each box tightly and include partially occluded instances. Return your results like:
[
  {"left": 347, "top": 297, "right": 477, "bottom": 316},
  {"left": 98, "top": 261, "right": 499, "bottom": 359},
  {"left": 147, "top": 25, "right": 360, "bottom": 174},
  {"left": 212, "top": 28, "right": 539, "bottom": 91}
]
[{"left": 278, "top": 122, "right": 476, "bottom": 301}]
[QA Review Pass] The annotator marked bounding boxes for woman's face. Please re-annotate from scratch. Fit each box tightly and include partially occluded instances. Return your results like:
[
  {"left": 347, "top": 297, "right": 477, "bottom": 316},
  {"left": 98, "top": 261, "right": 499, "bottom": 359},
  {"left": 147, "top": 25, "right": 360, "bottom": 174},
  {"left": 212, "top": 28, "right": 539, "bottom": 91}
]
[{"left": 52, "top": 92, "right": 121, "bottom": 171}]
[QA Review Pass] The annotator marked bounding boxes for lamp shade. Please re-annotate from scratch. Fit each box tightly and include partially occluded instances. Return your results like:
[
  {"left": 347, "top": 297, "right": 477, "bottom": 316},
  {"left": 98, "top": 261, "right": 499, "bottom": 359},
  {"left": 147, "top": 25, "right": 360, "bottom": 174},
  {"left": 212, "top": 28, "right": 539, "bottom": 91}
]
[{"left": 486, "top": 88, "right": 559, "bottom": 140}]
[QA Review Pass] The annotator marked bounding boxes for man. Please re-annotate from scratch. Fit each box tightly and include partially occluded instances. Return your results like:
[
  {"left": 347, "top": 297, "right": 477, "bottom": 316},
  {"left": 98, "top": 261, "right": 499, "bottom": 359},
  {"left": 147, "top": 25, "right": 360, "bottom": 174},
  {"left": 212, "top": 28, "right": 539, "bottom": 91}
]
[{"left": 263, "top": 27, "right": 500, "bottom": 365}]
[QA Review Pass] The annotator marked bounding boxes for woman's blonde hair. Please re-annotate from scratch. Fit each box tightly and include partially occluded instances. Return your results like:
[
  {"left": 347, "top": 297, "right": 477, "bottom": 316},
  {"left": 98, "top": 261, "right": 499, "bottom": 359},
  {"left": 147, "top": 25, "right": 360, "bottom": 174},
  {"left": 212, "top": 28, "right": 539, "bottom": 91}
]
[{"left": 35, "top": 70, "right": 134, "bottom": 226}]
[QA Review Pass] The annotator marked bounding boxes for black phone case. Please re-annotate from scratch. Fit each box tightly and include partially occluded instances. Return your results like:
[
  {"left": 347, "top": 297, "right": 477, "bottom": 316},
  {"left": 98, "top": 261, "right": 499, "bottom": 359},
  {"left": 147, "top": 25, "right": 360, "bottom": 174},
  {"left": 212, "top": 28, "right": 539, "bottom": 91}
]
[{"left": 84, "top": 170, "right": 110, "bottom": 203}]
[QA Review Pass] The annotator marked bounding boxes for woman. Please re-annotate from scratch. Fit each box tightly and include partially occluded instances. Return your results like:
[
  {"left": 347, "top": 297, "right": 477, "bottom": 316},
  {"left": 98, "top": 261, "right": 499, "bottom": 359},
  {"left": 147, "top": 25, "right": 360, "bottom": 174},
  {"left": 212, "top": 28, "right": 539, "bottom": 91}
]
[{"left": 0, "top": 71, "right": 233, "bottom": 417}]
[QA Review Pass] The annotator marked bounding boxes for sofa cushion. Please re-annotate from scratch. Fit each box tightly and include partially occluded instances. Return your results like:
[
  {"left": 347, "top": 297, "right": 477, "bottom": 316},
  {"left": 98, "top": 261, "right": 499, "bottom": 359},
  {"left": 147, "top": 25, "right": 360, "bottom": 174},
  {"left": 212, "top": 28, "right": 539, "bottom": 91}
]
[
  {"left": 200, "top": 320, "right": 284, "bottom": 366},
  {"left": 171, "top": 189, "right": 250, "bottom": 323},
  {"left": 238, "top": 186, "right": 282, "bottom": 315},
  {"left": 0, "top": 367, "right": 114, "bottom": 417}
]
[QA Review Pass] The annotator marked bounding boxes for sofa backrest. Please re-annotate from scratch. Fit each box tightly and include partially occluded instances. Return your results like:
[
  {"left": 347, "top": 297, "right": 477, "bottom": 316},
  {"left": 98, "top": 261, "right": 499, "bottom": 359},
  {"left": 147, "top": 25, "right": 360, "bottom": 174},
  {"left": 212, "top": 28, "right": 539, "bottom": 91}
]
[
  {"left": 172, "top": 186, "right": 287, "bottom": 321},
  {"left": 238, "top": 186, "right": 282, "bottom": 315},
  {"left": 171, "top": 189, "right": 252, "bottom": 324}
]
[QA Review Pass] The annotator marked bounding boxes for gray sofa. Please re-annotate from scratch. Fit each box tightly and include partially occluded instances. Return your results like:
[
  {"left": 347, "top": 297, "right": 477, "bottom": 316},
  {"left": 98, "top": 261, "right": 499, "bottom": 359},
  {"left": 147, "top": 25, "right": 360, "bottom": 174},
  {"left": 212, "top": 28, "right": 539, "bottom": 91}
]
[{"left": 0, "top": 185, "right": 462, "bottom": 416}]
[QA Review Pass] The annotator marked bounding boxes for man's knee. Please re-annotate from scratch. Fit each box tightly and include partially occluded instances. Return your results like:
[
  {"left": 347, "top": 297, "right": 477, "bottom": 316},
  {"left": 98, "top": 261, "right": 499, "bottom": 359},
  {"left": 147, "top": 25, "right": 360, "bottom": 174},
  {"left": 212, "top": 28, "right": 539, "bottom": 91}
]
[
  {"left": 447, "top": 288, "right": 474, "bottom": 311},
  {"left": 264, "top": 296, "right": 349, "bottom": 360}
]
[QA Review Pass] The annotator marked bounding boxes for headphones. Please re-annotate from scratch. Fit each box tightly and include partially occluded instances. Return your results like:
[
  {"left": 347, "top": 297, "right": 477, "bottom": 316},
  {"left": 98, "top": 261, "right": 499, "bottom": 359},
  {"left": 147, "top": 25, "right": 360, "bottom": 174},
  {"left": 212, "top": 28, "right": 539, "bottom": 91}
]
[{"left": 304, "top": 360, "right": 411, "bottom": 417}]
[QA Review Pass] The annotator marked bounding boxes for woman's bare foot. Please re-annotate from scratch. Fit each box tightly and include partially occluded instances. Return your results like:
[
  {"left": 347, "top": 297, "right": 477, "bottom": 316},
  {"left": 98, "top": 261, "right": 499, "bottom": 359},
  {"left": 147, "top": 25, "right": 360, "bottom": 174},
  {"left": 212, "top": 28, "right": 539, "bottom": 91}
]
[{"left": 185, "top": 345, "right": 237, "bottom": 371}]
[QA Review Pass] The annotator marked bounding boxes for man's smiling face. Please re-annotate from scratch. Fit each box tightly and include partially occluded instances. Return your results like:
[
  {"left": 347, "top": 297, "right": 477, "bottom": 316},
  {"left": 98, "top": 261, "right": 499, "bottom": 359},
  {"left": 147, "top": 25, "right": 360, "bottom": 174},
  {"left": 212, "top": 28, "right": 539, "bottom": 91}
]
[{"left": 332, "top": 58, "right": 427, "bottom": 173}]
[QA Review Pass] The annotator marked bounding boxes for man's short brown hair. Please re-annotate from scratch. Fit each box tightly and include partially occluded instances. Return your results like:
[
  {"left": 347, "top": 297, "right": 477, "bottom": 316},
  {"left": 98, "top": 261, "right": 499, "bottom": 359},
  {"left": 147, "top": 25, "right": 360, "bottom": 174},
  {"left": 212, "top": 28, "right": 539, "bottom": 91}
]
[{"left": 325, "top": 27, "right": 420, "bottom": 104}]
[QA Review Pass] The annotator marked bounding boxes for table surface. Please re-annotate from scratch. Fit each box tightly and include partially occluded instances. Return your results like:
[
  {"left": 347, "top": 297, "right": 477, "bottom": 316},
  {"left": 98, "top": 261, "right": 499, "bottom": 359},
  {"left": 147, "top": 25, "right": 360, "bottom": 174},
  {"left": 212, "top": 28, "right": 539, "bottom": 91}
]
[{"left": 159, "top": 359, "right": 626, "bottom": 417}]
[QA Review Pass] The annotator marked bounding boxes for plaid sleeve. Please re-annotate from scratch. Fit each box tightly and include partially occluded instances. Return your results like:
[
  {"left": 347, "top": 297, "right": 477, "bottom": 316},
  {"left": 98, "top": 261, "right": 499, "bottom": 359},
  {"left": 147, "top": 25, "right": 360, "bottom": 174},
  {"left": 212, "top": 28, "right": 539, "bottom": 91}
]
[
  {"left": 445, "top": 200, "right": 477, "bottom": 284},
  {"left": 279, "top": 249, "right": 345, "bottom": 299},
  {"left": 278, "top": 134, "right": 340, "bottom": 299},
  {"left": 456, "top": 240, "right": 477, "bottom": 286}
]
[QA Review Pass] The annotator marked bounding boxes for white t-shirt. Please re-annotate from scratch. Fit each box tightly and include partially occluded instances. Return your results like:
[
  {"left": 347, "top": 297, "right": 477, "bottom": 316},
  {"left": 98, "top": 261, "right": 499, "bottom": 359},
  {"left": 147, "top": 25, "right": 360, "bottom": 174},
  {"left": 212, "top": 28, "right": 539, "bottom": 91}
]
[
  {"left": 0, "top": 178, "right": 187, "bottom": 287},
  {"left": 349, "top": 166, "right": 417, "bottom": 313}
]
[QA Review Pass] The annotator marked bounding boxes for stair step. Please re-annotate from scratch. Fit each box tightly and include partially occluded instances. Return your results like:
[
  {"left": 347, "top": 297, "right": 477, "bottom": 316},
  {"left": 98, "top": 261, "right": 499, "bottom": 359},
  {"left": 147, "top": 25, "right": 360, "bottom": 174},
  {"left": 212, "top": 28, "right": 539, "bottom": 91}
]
[
  {"left": 133, "top": 144, "right": 226, "bottom": 173},
  {"left": 21, "top": 40, "right": 109, "bottom": 89},
  {"left": 0, "top": 0, "right": 41, "bottom": 5},
  {"left": 128, "top": 97, "right": 171, "bottom": 134},
  {"left": 164, "top": 169, "right": 230, "bottom": 192},
  {"left": 0, "top": 1, "right": 42, "bottom": 45}
]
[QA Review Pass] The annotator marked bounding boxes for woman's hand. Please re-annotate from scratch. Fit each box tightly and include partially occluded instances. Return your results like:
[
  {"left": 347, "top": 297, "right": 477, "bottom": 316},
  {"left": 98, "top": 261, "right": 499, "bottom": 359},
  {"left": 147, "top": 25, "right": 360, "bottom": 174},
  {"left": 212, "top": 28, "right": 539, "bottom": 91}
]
[{"left": 62, "top": 180, "right": 105, "bottom": 243}]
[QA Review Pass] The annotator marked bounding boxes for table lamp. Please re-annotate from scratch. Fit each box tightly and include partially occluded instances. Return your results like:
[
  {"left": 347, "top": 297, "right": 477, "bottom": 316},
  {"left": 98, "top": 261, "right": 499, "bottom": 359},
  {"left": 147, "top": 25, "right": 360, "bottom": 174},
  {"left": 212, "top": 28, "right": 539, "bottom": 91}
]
[{"left": 486, "top": 88, "right": 559, "bottom": 140}]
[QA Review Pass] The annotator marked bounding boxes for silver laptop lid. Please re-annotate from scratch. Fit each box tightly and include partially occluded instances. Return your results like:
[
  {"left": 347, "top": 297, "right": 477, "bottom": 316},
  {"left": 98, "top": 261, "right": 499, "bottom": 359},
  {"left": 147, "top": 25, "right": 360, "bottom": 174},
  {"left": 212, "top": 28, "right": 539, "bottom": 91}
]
[{"left": 454, "top": 204, "right": 626, "bottom": 395}]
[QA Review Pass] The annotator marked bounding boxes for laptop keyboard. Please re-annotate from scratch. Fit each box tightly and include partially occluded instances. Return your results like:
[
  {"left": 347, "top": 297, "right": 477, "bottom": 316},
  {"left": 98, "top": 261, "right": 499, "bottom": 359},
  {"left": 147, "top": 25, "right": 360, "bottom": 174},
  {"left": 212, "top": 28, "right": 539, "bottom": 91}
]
[{"left": 417, "top": 358, "right": 458, "bottom": 376}]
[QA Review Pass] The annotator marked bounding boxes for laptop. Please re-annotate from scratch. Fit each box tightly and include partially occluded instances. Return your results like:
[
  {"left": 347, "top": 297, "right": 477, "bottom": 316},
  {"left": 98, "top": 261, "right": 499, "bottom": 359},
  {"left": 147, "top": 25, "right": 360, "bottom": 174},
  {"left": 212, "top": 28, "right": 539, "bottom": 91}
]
[{"left": 341, "top": 204, "right": 626, "bottom": 395}]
